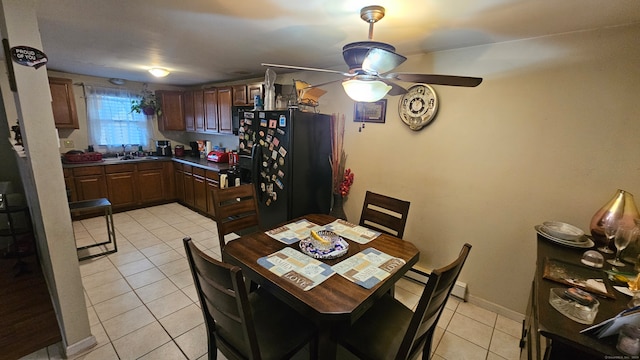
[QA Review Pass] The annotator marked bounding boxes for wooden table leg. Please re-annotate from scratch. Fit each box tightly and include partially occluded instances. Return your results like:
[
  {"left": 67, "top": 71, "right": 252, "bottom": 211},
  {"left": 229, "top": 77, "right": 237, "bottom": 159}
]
[{"left": 316, "top": 322, "right": 338, "bottom": 360}]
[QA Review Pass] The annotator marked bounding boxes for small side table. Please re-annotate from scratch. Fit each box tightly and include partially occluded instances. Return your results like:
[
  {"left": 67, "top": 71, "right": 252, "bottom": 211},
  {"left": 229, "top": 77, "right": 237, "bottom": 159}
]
[{"left": 69, "top": 198, "right": 117, "bottom": 260}]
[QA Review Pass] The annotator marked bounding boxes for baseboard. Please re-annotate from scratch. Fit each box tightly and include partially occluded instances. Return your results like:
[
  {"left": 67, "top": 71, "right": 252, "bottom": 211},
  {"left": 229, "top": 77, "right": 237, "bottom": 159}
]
[
  {"left": 467, "top": 294, "right": 525, "bottom": 323},
  {"left": 403, "top": 266, "right": 524, "bottom": 322},
  {"left": 65, "top": 335, "right": 97, "bottom": 357}
]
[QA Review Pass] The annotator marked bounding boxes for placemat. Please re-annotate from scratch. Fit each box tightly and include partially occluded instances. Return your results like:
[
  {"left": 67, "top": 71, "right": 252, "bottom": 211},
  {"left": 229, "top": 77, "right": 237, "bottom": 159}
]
[
  {"left": 257, "top": 247, "right": 335, "bottom": 291},
  {"left": 331, "top": 247, "right": 406, "bottom": 289},
  {"left": 265, "top": 219, "right": 321, "bottom": 244},
  {"left": 320, "top": 219, "right": 381, "bottom": 244}
]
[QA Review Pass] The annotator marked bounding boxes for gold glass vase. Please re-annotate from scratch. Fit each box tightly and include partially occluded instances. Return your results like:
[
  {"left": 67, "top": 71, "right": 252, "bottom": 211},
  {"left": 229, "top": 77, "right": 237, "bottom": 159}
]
[{"left": 590, "top": 189, "right": 640, "bottom": 254}]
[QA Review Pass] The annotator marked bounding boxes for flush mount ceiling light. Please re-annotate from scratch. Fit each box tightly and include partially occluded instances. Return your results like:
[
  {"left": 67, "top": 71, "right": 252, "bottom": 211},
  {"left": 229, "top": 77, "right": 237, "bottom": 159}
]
[
  {"left": 148, "top": 67, "right": 170, "bottom": 77},
  {"left": 108, "top": 78, "right": 126, "bottom": 85},
  {"left": 342, "top": 77, "right": 391, "bottom": 102}
]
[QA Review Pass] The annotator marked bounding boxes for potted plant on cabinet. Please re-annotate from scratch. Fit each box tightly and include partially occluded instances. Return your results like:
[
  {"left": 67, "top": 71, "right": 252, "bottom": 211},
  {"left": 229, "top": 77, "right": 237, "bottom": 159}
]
[{"left": 131, "top": 84, "right": 162, "bottom": 116}]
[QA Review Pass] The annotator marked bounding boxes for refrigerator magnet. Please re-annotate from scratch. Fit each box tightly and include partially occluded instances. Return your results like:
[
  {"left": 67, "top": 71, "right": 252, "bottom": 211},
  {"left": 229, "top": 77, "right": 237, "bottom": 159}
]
[
  {"left": 278, "top": 157, "right": 285, "bottom": 166},
  {"left": 245, "top": 118, "right": 253, "bottom": 124},
  {"left": 275, "top": 179, "right": 284, "bottom": 189},
  {"left": 279, "top": 115, "right": 286, "bottom": 127},
  {"left": 271, "top": 150, "right": 278, "bottom": 159},
  {"left": 276, "top": 128, "right": 285, "bottom": 135},
  {"left": 266, "top": 198, "right": 271, "bottom": 206},
  {"left": 277, "top": 170, "right": 284, "bottom": 178},
  {"left": 278, "top": 147, "right": 287, "bottom": 157},
  {"left": 273, "top": 138, "right": 280, "bottom": 147},
  {"left": 266, "top": 135, "right": 273, "bottom": 143},
  {"left": 269, "top": 143, "right": 274, "bottom": 152},
  {"left": 272, "top": 162, "right": 278, "bottom": 169},
  {"left": 269, "top": 119, "right": 277, "bottom": 128},
  {"left": 271, "top": 174, "right": 277, "bottom": 181},
  {"left": 267, "top": 129, "right": 275, "bottom": 136},
  {"left": 245, "top": 112, "right": 254, "bottom": 119},
  {"left": 260, "top": 119, "right": 267, "bottom": 127},
  {"left": 259, "top": 130, "right": 265, "bottom": 137}
]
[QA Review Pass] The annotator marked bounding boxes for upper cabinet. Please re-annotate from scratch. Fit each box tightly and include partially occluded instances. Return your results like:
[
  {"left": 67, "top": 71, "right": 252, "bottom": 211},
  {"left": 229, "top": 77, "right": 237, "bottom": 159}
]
[
  {"left": 217, "top": 86, "right": 233, "bottom": 134},
  {"left": 232, "top": 82, "right": 263, "bottom": 106},
  {"left": 49, "top": 77, "right": 79, "bottom": 129},
  {"left": 157, "top": 90, "right": 185, "bottom": 131}
]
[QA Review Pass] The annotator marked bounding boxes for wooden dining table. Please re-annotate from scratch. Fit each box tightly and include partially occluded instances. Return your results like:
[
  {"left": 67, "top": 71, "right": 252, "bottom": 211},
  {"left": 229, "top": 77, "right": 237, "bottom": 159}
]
[{"left": 222, "top": 213, "right": 420, "bottom": 360}]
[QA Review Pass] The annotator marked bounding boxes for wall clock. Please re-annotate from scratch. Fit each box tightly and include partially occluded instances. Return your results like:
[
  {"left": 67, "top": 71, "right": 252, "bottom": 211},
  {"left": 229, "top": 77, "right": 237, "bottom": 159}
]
[{"left": 398, "top": 84, "right": 439, "bottom": 131}]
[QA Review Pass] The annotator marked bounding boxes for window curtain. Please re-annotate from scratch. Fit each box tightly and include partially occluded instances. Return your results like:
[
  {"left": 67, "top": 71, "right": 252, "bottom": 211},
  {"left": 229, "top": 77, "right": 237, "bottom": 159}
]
[{"left": 85, "top": 85, "right": 154, "bottom": 152}]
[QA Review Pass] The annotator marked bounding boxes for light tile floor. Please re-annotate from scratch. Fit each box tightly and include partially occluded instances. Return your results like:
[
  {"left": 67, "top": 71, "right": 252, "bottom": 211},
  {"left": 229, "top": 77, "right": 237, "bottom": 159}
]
[{"left": 21, "top": 203, "right": 522, "bottom": 360}]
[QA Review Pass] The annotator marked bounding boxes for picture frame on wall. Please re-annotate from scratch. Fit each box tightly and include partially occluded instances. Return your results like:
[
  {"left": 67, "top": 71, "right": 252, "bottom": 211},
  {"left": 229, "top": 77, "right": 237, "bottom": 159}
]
[{"left": 353, "top": 99, "right": 387, "bottom": 124}]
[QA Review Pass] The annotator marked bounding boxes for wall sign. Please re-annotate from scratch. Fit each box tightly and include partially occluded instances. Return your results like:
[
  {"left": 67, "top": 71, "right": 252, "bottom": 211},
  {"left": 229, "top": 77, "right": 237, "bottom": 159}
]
[{"left": 10, "top": 45, "right": 48, "bottom": 69}]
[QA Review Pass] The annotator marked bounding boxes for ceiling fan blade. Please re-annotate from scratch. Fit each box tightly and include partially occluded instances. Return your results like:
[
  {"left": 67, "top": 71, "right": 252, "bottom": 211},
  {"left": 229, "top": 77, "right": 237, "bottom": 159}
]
[
  {"left": 261, "top": 63, "right": 351, "bottom": 77},
  {"left": 382, "top": 79, "right": 407, "bottom": 96},
  {"left": 362, "top": 48, "right": 407, "bottom": 75},
  {"left": 386, "top": 73, "right": 483, "bottom": 87},
  {"left": 303, "top": 78, "right": 346, "bottom": 89}
]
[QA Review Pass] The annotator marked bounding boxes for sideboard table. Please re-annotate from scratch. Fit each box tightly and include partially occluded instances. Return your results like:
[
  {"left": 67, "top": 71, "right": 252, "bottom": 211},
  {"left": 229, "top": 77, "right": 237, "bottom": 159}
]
[{"left": 520, "top": 234, "right": 632, "bottom": 359}]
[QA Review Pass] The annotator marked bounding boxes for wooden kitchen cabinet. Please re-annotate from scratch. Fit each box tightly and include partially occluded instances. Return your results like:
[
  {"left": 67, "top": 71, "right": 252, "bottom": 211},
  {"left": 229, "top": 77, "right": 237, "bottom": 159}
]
[
  {"left": 163, "top": 162, "right": 176, "bottom": 200},
  {"left": 183, "top": 90, "right": 195, "bottom": 132},
  {"left": 137, "top": 162, "right": 165, "bottom": 203},
  {"left": 49, "top": 77, "right": 79, "bottom": 129},
  {"left": 232, "top": 82, "right": 263, "bottom": 106},
  {"left": 174, "top": 162, "right": 185, "bottom": 203},
  {"left": 205, "top": 170, "right": 219, "bottom": 217},
  {"left": 217, "top": 86, "right": 233, "bottom": 134},
  {"left": 192, "top": 167, "right": 207, "bottom": 213},
  {"left": 73, "top": 166, "right": 107, "bottom": 201},
  {"left": 157, "top": 90, "right": 185, "bottom": 131},
  {"left": 194, "top": 90, "right": 205, "bottom": 132},
  {"left": 63, "top": 168, "right": 76, "bottom": 202},
  {"left": 203, "top": 88, "right": 218, "bottom": 133},
  {"left": 182, "top": 164, "right": 195, "bottom": 207},
  {"left": 105, "top": 164, "right": 137, "bottom": 209}
]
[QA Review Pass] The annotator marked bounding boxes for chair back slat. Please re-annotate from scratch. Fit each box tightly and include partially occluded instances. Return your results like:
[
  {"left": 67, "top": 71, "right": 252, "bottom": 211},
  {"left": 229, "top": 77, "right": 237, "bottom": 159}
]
[
  {"left": 211, "top": 184, "right": 260, "bottom": 249},
  {"left": 359, "top": 191, "right": 410, "bottom": 238},
  {"left": 398, "top": 243, "right": 472, "bottom": 359}
]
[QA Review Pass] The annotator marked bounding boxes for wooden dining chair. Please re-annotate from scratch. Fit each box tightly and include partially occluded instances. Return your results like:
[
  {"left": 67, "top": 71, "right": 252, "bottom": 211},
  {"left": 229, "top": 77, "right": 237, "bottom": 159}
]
[
  {"left": 337, "top": 243, "right": 472, "bottom": 360},
  {"left": 359, "top": 191, "right": 411, "bottom": 238},
  {"left": 183, "top": 237, "right": 318, "bottom": 360},
  {"left": 211, "top": 184, "right": 260, "bottom": 250}
]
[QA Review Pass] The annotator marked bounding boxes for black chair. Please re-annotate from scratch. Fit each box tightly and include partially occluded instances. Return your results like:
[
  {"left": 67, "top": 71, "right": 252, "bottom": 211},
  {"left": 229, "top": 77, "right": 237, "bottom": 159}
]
[
  {"left": 211, "top": 184, "right": 260, "bottom": 250},
  {"left": 337, "top": 243, "right": 472, "bottom": 360},
  {"left": 359, "top": 191, "right": 410, "bottom": 238},
  {"left": 183, "top": 237, "right": 317, "bottom": 360}
]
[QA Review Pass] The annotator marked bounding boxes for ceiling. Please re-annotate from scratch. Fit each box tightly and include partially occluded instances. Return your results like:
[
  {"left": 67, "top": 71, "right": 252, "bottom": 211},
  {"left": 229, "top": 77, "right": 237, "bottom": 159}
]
[{"left": 33, "top": 0, "right": 640, "bottom": 87}]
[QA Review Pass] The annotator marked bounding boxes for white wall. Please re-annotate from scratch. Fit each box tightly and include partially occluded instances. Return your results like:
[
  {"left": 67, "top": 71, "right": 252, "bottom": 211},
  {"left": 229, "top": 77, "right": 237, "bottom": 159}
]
[{"left": 277, "top": 23, "right": 640, "bottom": 314}]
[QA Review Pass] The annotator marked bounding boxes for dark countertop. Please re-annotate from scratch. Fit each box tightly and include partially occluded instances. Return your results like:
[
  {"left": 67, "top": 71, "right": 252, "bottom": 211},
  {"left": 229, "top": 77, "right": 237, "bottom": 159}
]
[{"left": 62, "top": 155, "right": 231, "bottom": 172}]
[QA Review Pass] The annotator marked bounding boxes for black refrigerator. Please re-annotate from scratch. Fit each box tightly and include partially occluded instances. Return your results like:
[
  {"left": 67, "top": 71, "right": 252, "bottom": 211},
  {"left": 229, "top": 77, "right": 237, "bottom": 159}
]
[{"left": 238, "top": 109, "right": 332, "bottom": 229}]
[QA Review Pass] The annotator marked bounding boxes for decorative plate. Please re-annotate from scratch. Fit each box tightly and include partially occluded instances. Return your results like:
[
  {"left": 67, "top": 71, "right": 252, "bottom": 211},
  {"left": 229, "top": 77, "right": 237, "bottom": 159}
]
[
  {"left": 535, "top": 225, "right": 594, "bottom": 249},
  {"left": 299, "top": 235, "right": 349, "bottom": 260}
]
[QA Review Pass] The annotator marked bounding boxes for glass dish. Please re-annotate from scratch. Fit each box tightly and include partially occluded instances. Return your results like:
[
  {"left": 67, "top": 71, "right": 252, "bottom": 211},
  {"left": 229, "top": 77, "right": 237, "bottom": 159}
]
[{"left": 549, "top": 288, "right": 599, "bottom": 324}]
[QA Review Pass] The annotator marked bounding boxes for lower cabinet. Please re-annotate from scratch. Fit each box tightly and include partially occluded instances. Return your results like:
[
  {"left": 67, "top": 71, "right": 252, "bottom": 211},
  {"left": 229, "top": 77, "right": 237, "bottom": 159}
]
[
  {"left": 192, "top": 167, "right": 207, "bottom": 213},
  {"left": 67, "top": 161, "right": 174, "bottom": 217},
  {"left": 105, "top": 164, "right": 137, "bottom": 208},
  {"left": 182, "top": 165, "right": 195, "bottom": 207},
  {"left": 66, "top": 160, "right": 221, "bottom": 218},
  {"left": 137, "top": 162, "right": 165, "bottom": 203},
  {"left": 205, "top": 170, "right": 220, "bottom": 217}
]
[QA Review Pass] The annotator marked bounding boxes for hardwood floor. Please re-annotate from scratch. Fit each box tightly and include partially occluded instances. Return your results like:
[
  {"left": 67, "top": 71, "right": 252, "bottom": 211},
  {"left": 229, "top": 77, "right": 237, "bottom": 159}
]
[{"left": 0, "top": 248, "right": 61, "bottom": 360}]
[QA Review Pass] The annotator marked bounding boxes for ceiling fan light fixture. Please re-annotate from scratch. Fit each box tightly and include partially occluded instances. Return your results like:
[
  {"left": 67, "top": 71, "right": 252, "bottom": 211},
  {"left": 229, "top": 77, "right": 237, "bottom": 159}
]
[
  {"left": 148, "top": 67, "right": 170, "bottom": 77},
  {"left": 342, "top": 78, "right": 391, "bottom": 102}
]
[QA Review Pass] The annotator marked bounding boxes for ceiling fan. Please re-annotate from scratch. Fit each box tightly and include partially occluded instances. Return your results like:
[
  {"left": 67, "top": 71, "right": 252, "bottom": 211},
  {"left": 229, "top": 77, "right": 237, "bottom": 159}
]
[{"left": 262, "top": 5, "right": 482, "bottom": 102}]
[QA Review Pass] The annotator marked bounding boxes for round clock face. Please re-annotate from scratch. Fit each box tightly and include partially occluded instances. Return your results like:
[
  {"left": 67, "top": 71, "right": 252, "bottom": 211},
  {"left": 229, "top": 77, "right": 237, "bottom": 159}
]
[{"left": 398, "top": 84, "right": 439, "bottom": 131}]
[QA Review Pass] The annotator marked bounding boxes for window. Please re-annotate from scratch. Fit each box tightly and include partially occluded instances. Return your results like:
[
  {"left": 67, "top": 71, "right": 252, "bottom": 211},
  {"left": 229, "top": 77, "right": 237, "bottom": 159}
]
[{"left": 85, "top": 85, "right": 153, "bottom": 152}]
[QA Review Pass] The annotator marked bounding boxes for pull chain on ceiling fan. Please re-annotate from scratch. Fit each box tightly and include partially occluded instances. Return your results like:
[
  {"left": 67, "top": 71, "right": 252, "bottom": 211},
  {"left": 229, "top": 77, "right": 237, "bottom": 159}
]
[{"left": 262, "top": 5, "right": 482, "bottom": 102}]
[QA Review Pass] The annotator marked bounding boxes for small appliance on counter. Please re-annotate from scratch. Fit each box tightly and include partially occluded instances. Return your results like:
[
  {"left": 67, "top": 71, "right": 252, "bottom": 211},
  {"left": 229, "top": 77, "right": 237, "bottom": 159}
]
[
  {"left": 156, "top": 140, "right": 172, "bottom": 156},
  {"left": 189, "top": 141, "right": 199, "bottom": 157},
  {"left": 174, "top": 145, "right": 185, "bottom": 157},
  {"left": 207, "top": 150, "right": 229, "bottom": 163}
]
